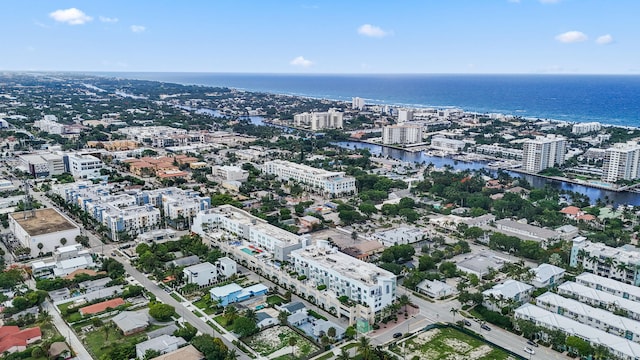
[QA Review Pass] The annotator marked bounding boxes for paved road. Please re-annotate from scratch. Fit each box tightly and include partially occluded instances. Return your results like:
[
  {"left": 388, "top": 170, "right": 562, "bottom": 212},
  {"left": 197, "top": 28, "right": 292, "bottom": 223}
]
[
  {"left": 44, "top": 300, "right": 93, "bottom": 360},
  {"left": 369, "top": 287, "right": 568, "bottom": 360}
]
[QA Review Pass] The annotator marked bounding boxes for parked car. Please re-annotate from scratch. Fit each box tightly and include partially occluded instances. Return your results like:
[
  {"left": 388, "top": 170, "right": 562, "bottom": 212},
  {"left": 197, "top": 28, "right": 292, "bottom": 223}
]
[
  {"left": 481, "top": 324, "right": 491, "bottom": 331},
  {"left": 524, "top": 347, "right": 535, "bottom": 355},
  {"left": 463, "top": 319, "right": 472, "bottom": 326},
  {"left": 527, "top": 340, "right": 539, "bottom": 347},
  {"left": 393, "top": 332, "right": 403, "bottom": 339}
]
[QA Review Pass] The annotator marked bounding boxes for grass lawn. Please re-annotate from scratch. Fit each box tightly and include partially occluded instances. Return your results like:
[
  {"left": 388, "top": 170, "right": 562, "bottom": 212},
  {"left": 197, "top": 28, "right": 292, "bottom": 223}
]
[
  {"left": 170, "top": 293, "right": 182, "bottom": 302},
  {"left": 214, "top": 315, "right": 234, "bottom": 331},
  {"left": 245, "top": 326, "right": 318, "bottom": 357},
  {"left": 394, "top": 327, "right": 511, "bottom": 360},
  {"left": 313, "top": 350, "right": 335, "bottom": 360},
  {"left": 267, "top": 295, "right": 285, "bottom": 306},
  {"left": 84, "top": 326, "right": 146, "bottom": 359}
]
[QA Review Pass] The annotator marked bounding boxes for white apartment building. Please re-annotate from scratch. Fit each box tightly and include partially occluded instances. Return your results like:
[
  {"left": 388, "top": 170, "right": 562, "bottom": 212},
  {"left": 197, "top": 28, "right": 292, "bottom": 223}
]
[
  {"left": 558, "top": 281, "right": 640, "bottom": 322},
  {"left": 67, "top": 154, "right": 104, "bottom": 179},
  {"left": 119, "top": 126, "right": 188, "bottom": 143},
  {"left": 602, "top": 141, "right": 640, "bottom": 183},
  {"left": 352, "top": 97, "right": 366, "bottom": 110},
  {"left": 382, "top": 124, "right": 423, "bottom": 145},
  {"left": 515, "top": 303, "right": 640, "bottom": 360},
  {"left": 536, "top": 292, "right": 640, "bottom": 343},
  {"left": 191, "top": 205, "right": 303, "bottom": 261},
  {"left": 100, "top": 204, "right": 161, "bottom": 240},
  {"left": 570, "top": 238, "right": 640, "bottom": 286},
  {"left": 397, "top": 109, "right": 414, "bottom": 123},
  {"left": 522, "top": 135, "right": 567, "bottom": 173},
  {"left": 575, "top": 272, "right": 640, "bottom": 302},
  {"left": 212, "top": 165, "right": 249, "bottom": 182},
  {"left": 291, "top": 241, "right": 397, "bottom": 314},
  {"left": 33, "top": 115, "right": 65, "bottom": 135},
  {"left": 475, "top": 144, "right": 523, "bottom": 160},
  {"left": 294, "top": 109, "right": 343, "bottom": 130},
  {"left": 141, "top": 187, "right": 211, "bottom": 224},
  {"left": 262, "top": 160, "right": 357, "bottom": 197},
  {"left": 572, "top": 122, "right": 602, "bottom": 135},
  {"left": 430, "top": 136, "right": 465, "bottom": 152}
]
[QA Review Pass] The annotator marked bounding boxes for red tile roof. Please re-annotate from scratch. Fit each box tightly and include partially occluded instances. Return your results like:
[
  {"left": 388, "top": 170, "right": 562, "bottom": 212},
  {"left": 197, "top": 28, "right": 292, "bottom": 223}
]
[
  {"left": 79, "top": 298, "right": 125, "bottom": 316},
  {"left": 0, "top": 326, "right": 42, "bottom": 353},
  {"left": 560, "top": 206, "right": 582, "bottom": 215}
]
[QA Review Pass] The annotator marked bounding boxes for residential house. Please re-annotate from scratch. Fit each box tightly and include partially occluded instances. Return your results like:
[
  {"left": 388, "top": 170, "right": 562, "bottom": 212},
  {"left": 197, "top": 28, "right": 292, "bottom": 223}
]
[
  {"left": 183, "top": 262, "right": 217, "bottom": 287},
  {"left": 112, "top": 311, "right": 149, "bottom": 335},
  {"left": 148, "top": 345, "right": 204, "bottom": 360},
  {"left": 256, "top": 312, "right": 278, "bottom": 329},
  {"left": 482, "top": 280, "right": 533, "bottom": 312},
  {"left": 209, "top": 283, "right": 268, "bottom": 307},
  {"left": 0, "top": 326, "right": 42, "bottom": 354},
  {"left": 79, "top": 298, "right": 126, "bottom": 316},
  {"left": 530, "top": 263, "right": 565, "bottom": 288},
  {"left": 416, "top": 279, "right": 456, "bottom": 299},
  {"left": 135, "top": 335, "right": 187, "bottom": 359}
]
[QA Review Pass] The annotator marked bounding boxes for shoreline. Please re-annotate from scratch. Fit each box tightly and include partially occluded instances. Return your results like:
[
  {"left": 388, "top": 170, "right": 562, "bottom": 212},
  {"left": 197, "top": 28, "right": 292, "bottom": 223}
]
[{"left": 84, "top": 72, "right": 640, "bottom": 131}]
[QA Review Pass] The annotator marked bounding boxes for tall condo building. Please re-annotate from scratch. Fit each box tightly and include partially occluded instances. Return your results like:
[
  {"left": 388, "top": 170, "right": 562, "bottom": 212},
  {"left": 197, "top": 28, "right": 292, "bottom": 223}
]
[
  {"left": 521, "top": 135, "right": 567, "bottom": 173},
  {"left": 397, "top": 109, "right": 414, "bottom": 123},
  {"left": 262, "top": 160, "right": 356, "bottom": 197},
  {"left": 602, "top": 141, "right": 640, "bottom": 183},
  {"left": 294, "top": 109, "right": 343, "bottom": 131},
  {"left": 382, "top": 124, "right": 423, "bottom": 145},
  {"left": 352, "top": 97, "right": 366, "bottom": 110}
]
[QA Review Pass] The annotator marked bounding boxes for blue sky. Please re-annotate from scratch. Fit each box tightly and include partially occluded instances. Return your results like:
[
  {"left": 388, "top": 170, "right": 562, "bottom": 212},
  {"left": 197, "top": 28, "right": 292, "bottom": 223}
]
[{"left": 1, "top": 0, "right": 638, "bottom": 74}]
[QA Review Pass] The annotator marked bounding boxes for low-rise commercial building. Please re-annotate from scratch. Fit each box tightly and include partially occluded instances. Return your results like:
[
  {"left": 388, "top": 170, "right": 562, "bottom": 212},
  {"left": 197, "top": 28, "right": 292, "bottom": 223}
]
[
  {"left": 416, "top": 279, "right": 456, "bottom": 299},
  {"left": 530, "top": 263, "right": 565, "bottom": 288},
  {"left": 9, "top": 208, "right": 80, "bottom": 257},
  {"left": 493, "top": 219, "right": 562, "bottom": 249}
]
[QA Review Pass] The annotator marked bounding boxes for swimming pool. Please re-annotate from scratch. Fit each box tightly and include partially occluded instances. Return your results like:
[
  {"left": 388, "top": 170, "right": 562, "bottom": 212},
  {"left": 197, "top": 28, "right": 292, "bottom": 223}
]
[{"left": 241, "top": 248, "right": 256, "bottom": 255}]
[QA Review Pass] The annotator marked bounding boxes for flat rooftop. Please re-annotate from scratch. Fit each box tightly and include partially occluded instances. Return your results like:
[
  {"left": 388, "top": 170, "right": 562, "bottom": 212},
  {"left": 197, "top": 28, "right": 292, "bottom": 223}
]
[
  {"left": 292, "top": 245, "right": 395, "bottom": 286},
  {"left": 10, "top": 208, "right": 77, "bottom": 236},
  {"left": 213, "top": 205, "right": 301, "bottom": 245}
]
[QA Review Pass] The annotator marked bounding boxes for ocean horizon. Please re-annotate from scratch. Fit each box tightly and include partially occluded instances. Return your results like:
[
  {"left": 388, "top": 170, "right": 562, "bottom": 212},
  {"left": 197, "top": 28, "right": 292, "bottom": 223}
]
[{"left": 93, "top": 72, "right": 640, "bottom": 128}]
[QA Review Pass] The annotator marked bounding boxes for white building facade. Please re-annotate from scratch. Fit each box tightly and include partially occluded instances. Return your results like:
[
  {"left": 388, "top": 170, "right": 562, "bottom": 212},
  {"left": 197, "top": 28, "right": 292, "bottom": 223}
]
[
  {"left": 262, "top": 160, "right": 356, "bottom": 197},
  {"left": 602, "top": 141, "right": 640, "bottom": 183},
  {"left": 522, "top": 135, "right": 567, "bottom": 173},
  {"left": 382, "top": 125, "right": 423, "bottom": 145},
  {"left": 294, "top": 109, "right": 343, "bottom": 130}
]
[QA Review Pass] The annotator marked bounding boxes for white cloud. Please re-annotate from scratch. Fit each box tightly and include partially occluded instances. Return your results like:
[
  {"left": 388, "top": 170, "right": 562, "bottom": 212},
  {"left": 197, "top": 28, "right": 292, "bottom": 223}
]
[
  {"left": 357, "top": 24, "right": 389, "bottom": 38},
  {"left": 290, "top": 56, "right": 313, "bottom": 68},
  {"left": 555, "top": 31, "right": 588, "bottom": 43},
  {"left": 99, "top": 16, "right": 119, "bottom": 23},
  {"left": 49, "top": 8, "right": 93, "bottom": 25},
  {"left": 596, "top": 34, "right": 614, "bottom": 45},
  {"left": 130, "top": 25, "right": 146, "bottom": 33}
]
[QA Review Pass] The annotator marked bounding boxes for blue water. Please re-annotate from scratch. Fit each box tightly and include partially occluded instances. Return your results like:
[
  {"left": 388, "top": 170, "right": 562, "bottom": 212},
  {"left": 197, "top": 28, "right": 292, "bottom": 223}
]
[{"left": 101, "top": 73, "right": 640, "bottom": 127}]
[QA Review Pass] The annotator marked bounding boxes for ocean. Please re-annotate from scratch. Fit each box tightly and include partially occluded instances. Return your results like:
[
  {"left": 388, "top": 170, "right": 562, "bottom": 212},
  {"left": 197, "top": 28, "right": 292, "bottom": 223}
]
[{"left": 101, "top": 73, "right": 640, "bottom": 127}]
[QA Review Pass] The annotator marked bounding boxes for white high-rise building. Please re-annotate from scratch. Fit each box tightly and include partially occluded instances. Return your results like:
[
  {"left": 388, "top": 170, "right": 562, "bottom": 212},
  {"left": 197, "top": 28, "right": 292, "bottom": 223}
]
[
  {"left": 602, "top": 141, "right": 640, "bottom": 183},
  {"left": 294, "top": 109, "right": 343, "bottom": 130},
  {"left": 262, "top": 160, "right": 357, "bottom": 197},
  {"left": 352, "top": 97, "right": 366, "bottom": 110},
  {"left": 521, "top": 135, "right": 567, "bottom": 173},
  {"left": 67, "top": 154, "right": 104, "bottom": 179},
  {"left": 291, "top": 241, "right": 396, "bottom": 314},
  {"left": 382, "top": 124, "right": 423, "bottom": 145},
  {"left": 397, "top": 109, "right": 414, "bottom": 123},
  {"left": 572, "top": 122, "right": 602, "bottom": 135}
]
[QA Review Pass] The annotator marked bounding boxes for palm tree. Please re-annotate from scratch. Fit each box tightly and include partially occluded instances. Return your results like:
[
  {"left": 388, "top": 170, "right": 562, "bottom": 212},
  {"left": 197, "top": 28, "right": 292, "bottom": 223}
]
[
  {"left": 449, "top": 307, "right": 458, "bottom": 322},
  {"left": 336, "top": 347, "right": 350, "bottom": 360},
  {"left": 398, "top": 295, "right": 411, "bottom": 315},
  {"left": 224, "top": 305, "right": 239, "bottom": 325},
  {"left": 225, "top": 349, "right": 239, "bottom": 360},
  {"left": 357, "top": 336, "right": 373, "bottom": 360},
  {"left": 288, "top": 337, "right": 297, "bottom": 356},
  {"left": 244, "top": 309, "right": 257, "bottom": 323},
  {"left": 278, "top": 310, "right": 289, "bottom": 325}
]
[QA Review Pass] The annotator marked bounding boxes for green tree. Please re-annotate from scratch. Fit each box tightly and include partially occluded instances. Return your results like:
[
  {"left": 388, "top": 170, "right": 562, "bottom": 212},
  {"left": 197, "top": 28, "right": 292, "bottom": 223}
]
[
  {"left": 566, "top": 335, "right": 592, "bottom": 357},
  {"left": 289, "top": 336, "right": 297, "bottom": 356},
  {"left": 278, "top": 310, "right": 289, "bottom": 325},
  {"left": 148, "top": 303, "right": 175, "bottom": 321},
  {"left": 173, "top": 323, "right": 197, "bottom": 341},
  {"left": 233, "top": 316, "right": 258, "bottom": 337}
]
